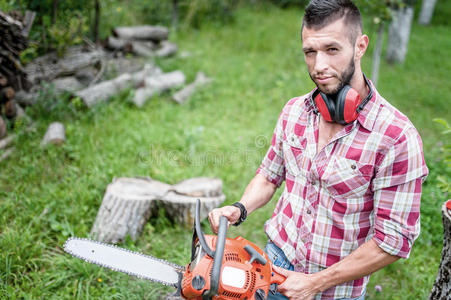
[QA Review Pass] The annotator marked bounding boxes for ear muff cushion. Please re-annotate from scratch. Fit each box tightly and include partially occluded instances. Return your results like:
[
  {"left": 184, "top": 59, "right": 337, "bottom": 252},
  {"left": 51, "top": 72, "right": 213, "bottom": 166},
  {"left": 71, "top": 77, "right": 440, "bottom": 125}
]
[
  {"left": 314, "top": 92, "right": 334, "bottom": 122},
  {"left": 342, "top": 88, "right": 361, "bottom": 124}
]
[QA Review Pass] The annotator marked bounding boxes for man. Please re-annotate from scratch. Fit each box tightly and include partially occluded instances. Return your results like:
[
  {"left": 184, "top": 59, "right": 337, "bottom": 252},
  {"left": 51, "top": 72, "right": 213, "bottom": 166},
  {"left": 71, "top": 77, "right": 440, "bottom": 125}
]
[{"left": 208, "top": 0, "right": 428, "bottom": 299}]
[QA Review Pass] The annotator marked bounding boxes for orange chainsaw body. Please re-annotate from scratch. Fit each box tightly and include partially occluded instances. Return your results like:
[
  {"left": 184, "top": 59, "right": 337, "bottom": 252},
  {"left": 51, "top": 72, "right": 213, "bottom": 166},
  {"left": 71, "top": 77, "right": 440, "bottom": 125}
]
[{"left": 181, "top": 235, "right": 285, "bottom": 300}]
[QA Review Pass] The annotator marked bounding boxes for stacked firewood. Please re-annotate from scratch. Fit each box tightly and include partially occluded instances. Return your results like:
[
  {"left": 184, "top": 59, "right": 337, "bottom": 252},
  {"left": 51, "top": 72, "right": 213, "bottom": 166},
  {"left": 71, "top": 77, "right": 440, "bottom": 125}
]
[
  {"left": 0, "top": 10, "right": 35, "bottom": 139},
  {"left": 106, "top": 25, "right": 178, "bottom": 58}
]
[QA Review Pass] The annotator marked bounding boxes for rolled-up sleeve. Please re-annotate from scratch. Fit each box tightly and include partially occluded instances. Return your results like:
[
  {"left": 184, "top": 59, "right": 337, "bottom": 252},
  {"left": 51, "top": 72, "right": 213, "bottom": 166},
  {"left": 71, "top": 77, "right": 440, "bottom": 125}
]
[
  {"left": 256, "top": 112, "right": 286, "bottom": 187},
  {"left": 372, "top": 127, "right": 428, "bottom": 258}
]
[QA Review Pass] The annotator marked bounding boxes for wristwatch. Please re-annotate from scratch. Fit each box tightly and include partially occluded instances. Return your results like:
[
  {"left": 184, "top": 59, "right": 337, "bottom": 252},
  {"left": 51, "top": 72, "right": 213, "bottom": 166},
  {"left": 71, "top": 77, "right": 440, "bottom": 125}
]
[{"left": 231, "top": 202, "right": 247, "bottom": 226}]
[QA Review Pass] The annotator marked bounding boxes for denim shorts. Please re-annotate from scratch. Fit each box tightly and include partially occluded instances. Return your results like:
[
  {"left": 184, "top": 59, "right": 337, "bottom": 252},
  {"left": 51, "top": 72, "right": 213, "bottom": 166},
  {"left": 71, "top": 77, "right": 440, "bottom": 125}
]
[{"left": 264, "top": 241, "right": 365, "bottom": 300}]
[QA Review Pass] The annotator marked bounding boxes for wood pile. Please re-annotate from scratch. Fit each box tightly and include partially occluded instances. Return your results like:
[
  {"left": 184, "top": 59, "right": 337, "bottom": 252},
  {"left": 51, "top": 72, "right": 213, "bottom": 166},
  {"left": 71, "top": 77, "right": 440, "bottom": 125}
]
[
  {"left": 91, "top": 177, "right": 225, "bottom": 243},
  {"left": 106, "top": 25, "right": 177, "bottom": 58},
  {"left": 0, "top": 10, "right": 35, "bottom": 138}
]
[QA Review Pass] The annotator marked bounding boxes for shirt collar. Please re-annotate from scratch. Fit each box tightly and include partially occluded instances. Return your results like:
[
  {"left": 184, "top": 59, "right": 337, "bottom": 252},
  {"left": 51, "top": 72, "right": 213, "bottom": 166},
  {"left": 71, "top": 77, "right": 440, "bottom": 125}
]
[{"left": 356, "top": 79, "right": 379, "bottom": 131}]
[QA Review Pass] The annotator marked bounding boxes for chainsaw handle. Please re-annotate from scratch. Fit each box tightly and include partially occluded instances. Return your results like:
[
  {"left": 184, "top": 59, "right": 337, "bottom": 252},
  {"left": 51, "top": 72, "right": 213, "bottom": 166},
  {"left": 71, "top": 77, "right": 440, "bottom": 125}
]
[
  {"left": 208, "top": 216, "right": 228, "bottom": 298},
  {"left": 271, "top": 268, "right": 287, "bottom": 285}
]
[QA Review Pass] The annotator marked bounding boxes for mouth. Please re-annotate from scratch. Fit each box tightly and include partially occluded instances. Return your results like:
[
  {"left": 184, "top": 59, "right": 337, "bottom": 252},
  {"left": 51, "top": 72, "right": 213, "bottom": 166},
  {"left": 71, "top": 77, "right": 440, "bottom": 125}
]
[{"left": 315, "top": 76, "right": 334, "bottom": 84}]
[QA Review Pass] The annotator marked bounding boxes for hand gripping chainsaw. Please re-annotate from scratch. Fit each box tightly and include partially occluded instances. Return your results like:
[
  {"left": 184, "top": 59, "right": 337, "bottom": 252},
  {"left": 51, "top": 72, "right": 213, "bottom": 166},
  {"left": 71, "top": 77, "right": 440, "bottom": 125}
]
[{"left": 64, "top": 199, "right": 286, "bottom": 300}]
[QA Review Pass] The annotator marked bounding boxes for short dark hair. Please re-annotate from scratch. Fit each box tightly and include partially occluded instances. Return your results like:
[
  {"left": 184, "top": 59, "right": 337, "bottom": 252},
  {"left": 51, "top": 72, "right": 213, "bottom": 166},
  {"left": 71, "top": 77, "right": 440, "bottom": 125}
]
[{"left": 301, "top": 0, "right": 363, "bottom": 43}]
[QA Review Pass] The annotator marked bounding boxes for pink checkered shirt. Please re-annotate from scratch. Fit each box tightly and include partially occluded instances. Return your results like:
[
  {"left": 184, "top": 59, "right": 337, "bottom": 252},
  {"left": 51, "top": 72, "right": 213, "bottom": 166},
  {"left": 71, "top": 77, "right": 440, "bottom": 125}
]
[{"left": 257, "top": 83, "right": 428, "bottom": 299}]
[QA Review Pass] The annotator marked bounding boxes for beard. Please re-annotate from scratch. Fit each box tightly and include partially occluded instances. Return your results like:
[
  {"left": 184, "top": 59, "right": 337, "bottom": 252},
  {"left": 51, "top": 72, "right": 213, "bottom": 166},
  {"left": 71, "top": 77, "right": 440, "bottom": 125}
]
[{"left": 309, "top": 57, "right": 355, "bottom": 97}]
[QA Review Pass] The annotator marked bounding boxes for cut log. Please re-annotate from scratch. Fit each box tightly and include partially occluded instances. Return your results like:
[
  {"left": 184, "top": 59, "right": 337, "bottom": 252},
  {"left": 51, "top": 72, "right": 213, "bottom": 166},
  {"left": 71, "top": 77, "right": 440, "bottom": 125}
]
[
  {"left": 76, "top": 64, "right": 162, "bottom": 107},
  {"left": 90, "top": 177, "right": 171, "bottom": 243},
  {"left": 0, "top": 147, "right": 14, "bottom": 163},
  {"left": 106, "top": 36, "right": 132, "bottom": 51},
  {"left": 21, "top": 10, "right": 36, "bottom": 38},
  {"left": 0, "top": 87, "right": 15, "bottom": 102},
  {"left": 40, "top": 122, "right": 65, "bottom": 146},
  {"left": 0, "top": 133, "right": 14, "bottom": 149},
  {"left": 15, "top": 90, "right": 37, "bottom": 107},
  {"left": 76, "top": 73, "right": 132, "bottom": 107},
  {"left": 4, "top": 99, "right": 17, "bottom": 118},
  {"left": 131, "top": 41, "right": 156, "bottom": 57},
  {"left": 0, "top": 74, "right": 7, "bottom": 87},
  {"left": 50, "top": 76, "right": 83, "bottom": 94},
  {"left": 144, "top": 70, "right": 185, "bottom": 91},
  {"left": 430, "top": 200, "right": 451, "bottom": 299},
  {"left": 25, "top": 49, "right": 104, "bottom": 84},
  {"left": 132, "top": 70, "right": 185, "bottom": 107},
  {"left": 75, "top": 66, "right": 98, "bottom": 86},
  {"left": 0, "top": 116, "right": 6, "bottom": 139},
  {"left": 155, "top": 41, "right": 178, "bottom": 57},
  {"left": 113, "top": 25, "right": 169, "bottom": 41},
  {"left": 172, "top": 72, "right": 212, "bottom": 104}
]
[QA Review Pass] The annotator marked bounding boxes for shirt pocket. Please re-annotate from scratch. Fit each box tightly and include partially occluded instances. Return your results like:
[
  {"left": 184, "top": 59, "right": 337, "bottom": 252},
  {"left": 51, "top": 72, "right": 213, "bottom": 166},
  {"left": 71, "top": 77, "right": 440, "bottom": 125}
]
[
  {"left": 282, "top": 133, "right": 308, "bottom": 177},
  {"left": 323, "top": 157, "right": 373, "bottom": 200}
]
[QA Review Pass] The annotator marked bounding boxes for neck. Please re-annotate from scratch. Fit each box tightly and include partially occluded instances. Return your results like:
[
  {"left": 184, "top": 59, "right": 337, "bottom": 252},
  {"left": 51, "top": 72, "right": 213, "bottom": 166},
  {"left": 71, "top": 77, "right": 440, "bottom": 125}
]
[{"left": 349, "top": 69, "right": 370, "bottom": 100}]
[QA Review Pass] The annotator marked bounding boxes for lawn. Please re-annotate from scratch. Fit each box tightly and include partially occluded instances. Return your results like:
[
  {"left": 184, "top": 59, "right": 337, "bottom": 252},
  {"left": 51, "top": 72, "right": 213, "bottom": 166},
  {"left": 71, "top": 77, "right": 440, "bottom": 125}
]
[{"left": 1, "top": 2, "right": 450, "bottom": 299}]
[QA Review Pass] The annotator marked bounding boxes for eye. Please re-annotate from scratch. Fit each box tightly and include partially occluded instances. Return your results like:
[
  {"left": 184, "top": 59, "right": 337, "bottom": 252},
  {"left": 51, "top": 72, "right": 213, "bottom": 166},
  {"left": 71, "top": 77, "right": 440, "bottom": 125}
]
[{"left": 328, "top": 48, "right": 339, "bottom": 53}]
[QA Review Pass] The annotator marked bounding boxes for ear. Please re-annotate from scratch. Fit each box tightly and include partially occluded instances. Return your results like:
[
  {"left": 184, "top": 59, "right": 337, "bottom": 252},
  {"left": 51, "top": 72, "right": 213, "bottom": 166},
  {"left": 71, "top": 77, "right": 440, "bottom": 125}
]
[{"left": 355, "top": 34, "right": 369, "bottom": 60}]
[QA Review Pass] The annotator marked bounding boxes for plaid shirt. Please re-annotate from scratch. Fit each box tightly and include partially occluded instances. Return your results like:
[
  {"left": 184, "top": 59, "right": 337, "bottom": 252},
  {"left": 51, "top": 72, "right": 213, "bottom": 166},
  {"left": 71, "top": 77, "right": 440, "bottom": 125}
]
[{"left": 257, "top": 82, "right": 428, "bottom": 299}]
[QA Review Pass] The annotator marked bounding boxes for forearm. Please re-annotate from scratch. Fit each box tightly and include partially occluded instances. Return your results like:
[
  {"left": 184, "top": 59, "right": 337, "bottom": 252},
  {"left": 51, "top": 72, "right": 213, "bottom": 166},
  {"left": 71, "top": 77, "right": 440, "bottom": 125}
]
[
  {"left": 313, "top": 239, "right": 399, "bottom": 292},
  {"left": 239, "top": 173, "right": 278, "bottom": 214}
]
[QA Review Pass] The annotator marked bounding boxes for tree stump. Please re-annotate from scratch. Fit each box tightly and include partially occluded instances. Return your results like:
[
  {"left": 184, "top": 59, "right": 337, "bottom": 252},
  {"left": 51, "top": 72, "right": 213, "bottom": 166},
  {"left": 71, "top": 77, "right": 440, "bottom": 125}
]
[
  {"left": 430, "top": 200, "right": 451, "bottom": 299},
  {"left": 90, "top": 177, "right": 171, "bottom": 243},
  {"left": 90, "top": 177, "right": 226, "bottom": 242},
  {"left": 160, "top": 177, "right": 225, "bottom": 228}
]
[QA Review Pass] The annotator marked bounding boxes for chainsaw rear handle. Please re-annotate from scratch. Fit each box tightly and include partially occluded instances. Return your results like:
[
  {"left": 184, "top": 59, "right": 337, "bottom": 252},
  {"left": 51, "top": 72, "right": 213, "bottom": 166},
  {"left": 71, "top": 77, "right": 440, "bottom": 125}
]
[
  {"left": 194, "top": 199, "right": 228, "bottom": 299},
  {"left": 271, "top": 268, "right": 286, "bottom": 285}
]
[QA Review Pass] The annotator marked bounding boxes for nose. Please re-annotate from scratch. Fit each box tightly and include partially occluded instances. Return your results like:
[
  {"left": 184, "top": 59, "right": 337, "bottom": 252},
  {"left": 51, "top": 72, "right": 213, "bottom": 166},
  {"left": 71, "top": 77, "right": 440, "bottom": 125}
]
[{"left": 313, "top": 51, "right": 329, "bottom": 74}]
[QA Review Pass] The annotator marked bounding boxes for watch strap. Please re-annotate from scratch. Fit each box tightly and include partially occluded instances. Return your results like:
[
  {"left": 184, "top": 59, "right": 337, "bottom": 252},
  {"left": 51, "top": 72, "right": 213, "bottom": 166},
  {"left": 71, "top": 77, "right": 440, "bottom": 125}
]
[{"left": 231, "top": 202, "right": 247, "bottom": 226}]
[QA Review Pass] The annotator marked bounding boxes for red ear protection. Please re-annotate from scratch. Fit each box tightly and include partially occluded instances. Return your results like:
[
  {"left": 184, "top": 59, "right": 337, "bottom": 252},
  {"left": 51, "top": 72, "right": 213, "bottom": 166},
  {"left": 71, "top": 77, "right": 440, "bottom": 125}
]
[{"left": 311, "top": 75, "right": 373, "bottom": 125}]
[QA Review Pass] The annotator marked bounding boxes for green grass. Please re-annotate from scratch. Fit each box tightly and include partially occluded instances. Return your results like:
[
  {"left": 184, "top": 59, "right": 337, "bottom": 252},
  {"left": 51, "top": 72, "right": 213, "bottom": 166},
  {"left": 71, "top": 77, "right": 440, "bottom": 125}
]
[{"left": 1, "top": 3, "right": 450, "bottom": 299}]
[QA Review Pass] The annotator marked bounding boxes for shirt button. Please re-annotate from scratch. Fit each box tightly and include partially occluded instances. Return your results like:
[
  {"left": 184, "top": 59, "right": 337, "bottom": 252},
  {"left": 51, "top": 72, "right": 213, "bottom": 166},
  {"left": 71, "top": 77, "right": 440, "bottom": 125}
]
[
  {"left": 311, "top": 181, "right": 316, "bottom": 185},
  {"left": 291, "top": 137, "right": 295, "bottom": 142},
  {"left": 307, "top": 209, "right": 312, "bottom": 214},
  {"left": 351, "top": 164, "right": 357, "bottom": 170}
]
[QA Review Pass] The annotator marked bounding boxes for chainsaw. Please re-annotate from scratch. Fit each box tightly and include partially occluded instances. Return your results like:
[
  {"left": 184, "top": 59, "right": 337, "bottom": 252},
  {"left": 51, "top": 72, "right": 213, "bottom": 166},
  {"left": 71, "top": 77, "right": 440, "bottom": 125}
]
[{"left": 64, "top": 199, "right": 286, "bottom": 299}]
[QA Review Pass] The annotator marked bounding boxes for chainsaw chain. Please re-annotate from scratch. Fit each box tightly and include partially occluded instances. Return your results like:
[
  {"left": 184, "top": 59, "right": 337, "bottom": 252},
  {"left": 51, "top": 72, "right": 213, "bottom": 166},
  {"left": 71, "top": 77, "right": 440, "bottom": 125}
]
[{"left": 64, "top": 237, "right": 186, "bottom": 288}]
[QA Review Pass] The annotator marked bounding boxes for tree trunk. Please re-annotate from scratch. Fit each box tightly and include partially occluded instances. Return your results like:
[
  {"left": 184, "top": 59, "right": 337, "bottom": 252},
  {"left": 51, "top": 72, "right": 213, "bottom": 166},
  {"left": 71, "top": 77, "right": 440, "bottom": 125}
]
[
  {"left": 419, "top": 0, "right": 437, "bottom": 25},
  {"left": 371, "top": 22, "right": 384, "bottom": 88},
  {"left": 91, "top": 177, "right": 171, "bottom": 243},
  {"left": 430, "top": 200, "right": 451, "bottom": 299},
  {"left": 172, "top": 0, "right": 179, "bottom": 30},
  {"left": 94, "top": 0, "right": 101, "bottom": 44},
  {"left": 386, "top": 5, "right": 414, "bottom": 64}
]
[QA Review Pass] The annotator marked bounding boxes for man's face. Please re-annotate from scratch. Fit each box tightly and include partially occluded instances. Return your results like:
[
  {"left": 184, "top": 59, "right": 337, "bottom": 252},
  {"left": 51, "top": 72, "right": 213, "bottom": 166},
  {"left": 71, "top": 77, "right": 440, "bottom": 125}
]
[{"left": 302, "top": 18, "right": 357, "bottom": 95}]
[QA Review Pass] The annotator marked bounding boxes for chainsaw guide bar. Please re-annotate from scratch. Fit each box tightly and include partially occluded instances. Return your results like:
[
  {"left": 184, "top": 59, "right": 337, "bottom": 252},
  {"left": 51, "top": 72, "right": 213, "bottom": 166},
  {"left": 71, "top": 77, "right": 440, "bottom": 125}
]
[{"left": 64, "top": 237, "right": 185, "bottom": 288}]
